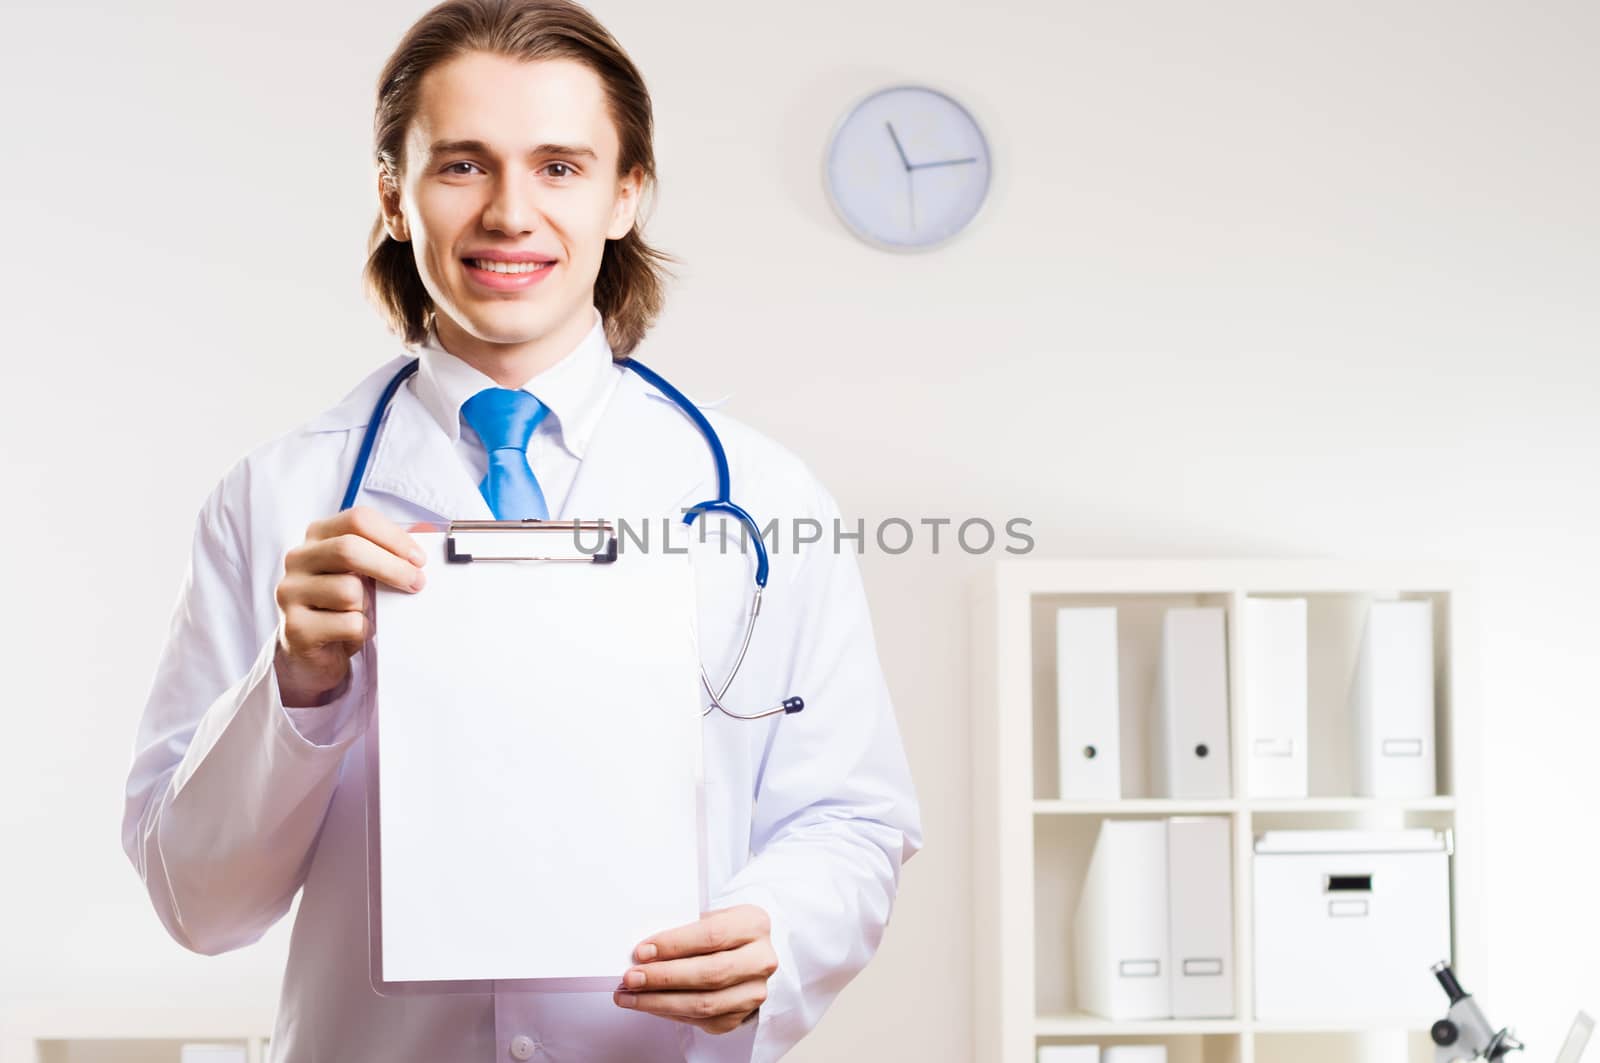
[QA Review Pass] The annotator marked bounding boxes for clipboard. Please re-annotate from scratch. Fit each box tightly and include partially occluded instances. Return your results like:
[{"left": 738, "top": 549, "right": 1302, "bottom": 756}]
[{"left": 365, "top": 518, "right": 706, "bottom": 995}]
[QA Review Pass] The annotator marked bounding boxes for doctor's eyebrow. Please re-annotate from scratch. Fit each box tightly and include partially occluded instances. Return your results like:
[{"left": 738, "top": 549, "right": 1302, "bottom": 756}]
[{"left": 425, "top": 139, "right": 599, "bottom": 163}]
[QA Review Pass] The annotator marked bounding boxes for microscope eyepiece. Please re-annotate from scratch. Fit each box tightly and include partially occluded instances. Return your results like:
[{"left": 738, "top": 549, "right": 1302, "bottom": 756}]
[{"left": 1433, "top": 960, "right": 1468, "bottom": 1004}]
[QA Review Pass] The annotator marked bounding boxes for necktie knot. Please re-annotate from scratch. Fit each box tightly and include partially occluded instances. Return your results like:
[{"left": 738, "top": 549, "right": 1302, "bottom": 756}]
[
  {"left": 459, "top": 387, "right": 551, "bottom": 520},
  {"left": 460, "top": 387, "right": 548, "bottom": 454}
]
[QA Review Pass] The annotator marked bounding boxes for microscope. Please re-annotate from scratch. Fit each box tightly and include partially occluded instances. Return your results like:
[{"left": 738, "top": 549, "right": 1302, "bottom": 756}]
[{"left": 1431, "top": 961, "right": 1525, "bottom": 1062}]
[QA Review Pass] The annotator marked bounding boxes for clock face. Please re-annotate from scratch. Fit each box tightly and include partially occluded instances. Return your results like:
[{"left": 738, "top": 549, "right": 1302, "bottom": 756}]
[{"left": 824, "top": 84, "right": 993, "bottom": 252}]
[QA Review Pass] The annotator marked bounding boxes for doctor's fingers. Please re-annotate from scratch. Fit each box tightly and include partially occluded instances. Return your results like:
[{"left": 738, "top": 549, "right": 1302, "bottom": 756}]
[
  {"left": 280, "top": 600, "right": 370, "bottom": 649},
  {"left": 636, "top": 904, "right": 771, "bottom": 964},
  {"left": 622, "top": 939, "right": 777, "bottom": 992},
  {"left": 614, "top": 981, "right": 767, "bottom": 1029},
  {"left": 288, "top": 533, "right": 425, "bottom": 592},
  {"left": 277, "top": 572, "right": 373, "bottom": 613},
  {"left": 307, "top": 506, "right": 426, "bottom": 566}
]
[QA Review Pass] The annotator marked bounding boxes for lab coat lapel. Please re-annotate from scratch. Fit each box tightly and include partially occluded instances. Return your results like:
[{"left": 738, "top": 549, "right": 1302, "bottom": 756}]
[
  {"left": 557, "top": 368, "right": 715, "bottom": 521},
  {"left": 359, "top": 378, "right": 495, "bottom": 521}
]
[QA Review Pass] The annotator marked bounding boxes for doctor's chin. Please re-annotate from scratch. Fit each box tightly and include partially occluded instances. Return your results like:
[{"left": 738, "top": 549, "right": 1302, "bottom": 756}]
[{"left": 6, "top": 0, "right": 1595, "bottom": 1061}]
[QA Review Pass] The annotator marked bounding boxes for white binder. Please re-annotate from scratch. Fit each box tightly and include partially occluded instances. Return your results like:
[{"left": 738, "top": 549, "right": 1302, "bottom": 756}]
[
  {"left": 1073, "top": 819, "right": 1170, "bottom": 1019},
  {"left": 1242, "top": 597, "right": 1308, "bottom": 798},
  {"left": 1151, "top": 608, "right": 1232, "bottom": 799},
  {"left": 1166, "top": 816, "right": 1235, "bottom": 1018},
  {"left": 1056, "top": 607, "right": 1121, "bottom": 801},
  {"left": 1351, "top": 600, "right": 1437, "bottom": 798},
  {"left": 1103, "top": 1049, "right": 1168, "bottom": 1063},
  {"left": 1037, "top": 1047, "right": 1100, "bottom": 1063}
]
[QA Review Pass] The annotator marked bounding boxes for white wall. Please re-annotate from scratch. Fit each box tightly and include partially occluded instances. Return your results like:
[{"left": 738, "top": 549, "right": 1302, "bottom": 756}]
[{"left": 2, "top": 1, "right": 1596, "bottom": 1060}]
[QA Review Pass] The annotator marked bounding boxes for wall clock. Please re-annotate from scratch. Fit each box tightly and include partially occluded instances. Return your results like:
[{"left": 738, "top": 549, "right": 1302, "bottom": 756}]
[{"left": 824, "top": 84, "right": 993, "bottom": 252}]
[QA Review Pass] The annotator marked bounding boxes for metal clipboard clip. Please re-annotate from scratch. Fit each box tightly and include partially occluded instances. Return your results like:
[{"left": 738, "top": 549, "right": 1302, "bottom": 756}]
[{"left": 442, "top": 519, "right": 619, "bottom": 565}]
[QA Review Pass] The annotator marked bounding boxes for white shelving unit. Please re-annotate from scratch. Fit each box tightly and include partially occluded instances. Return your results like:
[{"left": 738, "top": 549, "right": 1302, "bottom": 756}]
[{"left": 971, "top": 560, "right": 1483, "bottom": 1063}]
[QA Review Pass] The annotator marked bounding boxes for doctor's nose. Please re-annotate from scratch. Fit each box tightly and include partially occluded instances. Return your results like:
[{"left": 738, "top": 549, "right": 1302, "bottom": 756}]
[{"left": 480, "top": 176, "right": 543, "bottom": 235}]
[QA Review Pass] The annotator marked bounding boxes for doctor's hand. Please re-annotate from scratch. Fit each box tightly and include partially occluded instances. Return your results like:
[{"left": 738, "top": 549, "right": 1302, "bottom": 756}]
[
  {"left": 273, "top": 505, "right": 426, "bottom": 707},
  {"left": 614, "top": 904, "right": 778, "bottom": 1034}
]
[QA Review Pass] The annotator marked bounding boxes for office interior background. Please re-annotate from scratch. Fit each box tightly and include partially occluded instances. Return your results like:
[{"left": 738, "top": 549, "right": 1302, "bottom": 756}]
[{"left": 1, "top": 0, "right": 1596, "bottom": 1060}]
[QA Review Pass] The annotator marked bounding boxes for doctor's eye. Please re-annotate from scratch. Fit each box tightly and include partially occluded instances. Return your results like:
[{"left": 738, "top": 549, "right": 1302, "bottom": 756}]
[
  {"left": 542, "top": 162, "right": 576, "bottom": 179},
  {"left": 442, "top": 161, "right": 484, "bottom": 176}
]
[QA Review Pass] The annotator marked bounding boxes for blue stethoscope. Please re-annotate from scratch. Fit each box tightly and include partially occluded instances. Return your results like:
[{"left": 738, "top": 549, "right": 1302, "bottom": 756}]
[{"left": 341, "top": 355, "right": 804, "bottom": 721}]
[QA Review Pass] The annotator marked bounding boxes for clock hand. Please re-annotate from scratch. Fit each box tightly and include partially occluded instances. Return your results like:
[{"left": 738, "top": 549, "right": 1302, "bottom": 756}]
[
  {"left": 909, "top": 155, "right": 979, "bottom": 171},
  {"left": 885, "top": 121, "right": 913, "bottom": 171}
]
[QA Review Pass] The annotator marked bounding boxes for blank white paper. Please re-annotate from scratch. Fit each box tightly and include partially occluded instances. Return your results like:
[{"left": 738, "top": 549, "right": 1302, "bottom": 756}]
[{"left": 374, "top": 531, "right": 704, "bottom": 983}]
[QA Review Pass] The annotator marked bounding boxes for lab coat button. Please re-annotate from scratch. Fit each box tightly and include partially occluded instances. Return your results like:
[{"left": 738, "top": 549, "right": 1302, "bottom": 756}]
[{"left": 509, "top": 1034, "right": 536, "bottom": 1060}]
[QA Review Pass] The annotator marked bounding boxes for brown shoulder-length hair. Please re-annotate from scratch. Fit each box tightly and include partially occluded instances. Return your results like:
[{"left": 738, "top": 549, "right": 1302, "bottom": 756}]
[{"left": 364, "top": 0, "right": 675, "bottom": 357}]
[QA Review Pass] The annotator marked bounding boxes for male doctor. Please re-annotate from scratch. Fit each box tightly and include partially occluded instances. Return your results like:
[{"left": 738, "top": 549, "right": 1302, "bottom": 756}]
[{"left": 121, "top": 4, "right": 921, "bottom": 1060}]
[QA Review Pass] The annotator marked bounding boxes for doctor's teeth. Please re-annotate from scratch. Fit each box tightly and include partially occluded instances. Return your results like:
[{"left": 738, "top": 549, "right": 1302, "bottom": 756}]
[{"left": 468, "top": 259, "right": 551, "bottom": 274}]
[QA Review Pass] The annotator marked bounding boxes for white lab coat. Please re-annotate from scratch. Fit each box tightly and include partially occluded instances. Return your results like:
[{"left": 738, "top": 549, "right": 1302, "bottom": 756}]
[{"left": 121, "top": 353, "right": 923, "bottom": 1062}]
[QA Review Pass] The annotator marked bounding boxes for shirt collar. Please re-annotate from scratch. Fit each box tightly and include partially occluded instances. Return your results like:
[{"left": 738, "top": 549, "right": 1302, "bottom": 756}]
[{"left": 412, "top": 307, "right": 615, "bottom": 460}]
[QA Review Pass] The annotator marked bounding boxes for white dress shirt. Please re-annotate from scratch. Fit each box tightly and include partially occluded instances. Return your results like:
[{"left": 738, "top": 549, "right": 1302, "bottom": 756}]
[{"left": 412, "top": 305, "right": 621, "bottom": 519}]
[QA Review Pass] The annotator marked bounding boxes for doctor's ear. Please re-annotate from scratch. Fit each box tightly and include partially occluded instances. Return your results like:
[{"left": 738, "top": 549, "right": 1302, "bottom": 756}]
[
  {"left": 378, "top": 168, "right": 411, "bottom": 243},
  {"left": 605, "top": 164, "right": 644, "bottom": 241}
]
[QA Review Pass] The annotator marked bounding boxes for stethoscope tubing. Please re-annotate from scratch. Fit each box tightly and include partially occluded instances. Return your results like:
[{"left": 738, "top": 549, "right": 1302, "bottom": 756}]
[{"left": 340, "top": 354, "right": 800, "bottom": 721}]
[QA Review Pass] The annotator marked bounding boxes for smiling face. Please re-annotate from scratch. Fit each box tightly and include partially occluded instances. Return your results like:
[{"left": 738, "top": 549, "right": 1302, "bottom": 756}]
[{"left": 379, "top": 51, "right": 642, "bottom": 377}]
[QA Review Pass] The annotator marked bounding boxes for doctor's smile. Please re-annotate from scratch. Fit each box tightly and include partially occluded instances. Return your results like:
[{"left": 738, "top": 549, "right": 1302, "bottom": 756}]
[
  {"left": 119, "top": 1, "right": 920, "bottom": 1059},
  {"left": 461, "top": 251, "right": 559, "bottom": 291}
]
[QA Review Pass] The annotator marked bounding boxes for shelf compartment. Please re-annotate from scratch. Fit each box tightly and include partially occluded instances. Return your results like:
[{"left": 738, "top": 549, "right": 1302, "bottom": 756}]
[
  {"left": 1254, "top": 1030, "right": 1435, "bottom": 1063},
  {"left": 1240, "top": 590, "right": 1454, "bottom": 800},
  {"left": 1034, "top": 815, "right": 1242, "bottom": 1023},
  {"left": 1030, "top": 591, "right": 1234, "bottom": 802},
  {"left": 1036, "top": 1029, "right": 1244, "bottom": 1063},
  {"left": 35, "top": 1042, "right": 257, "bottom": 1063}
]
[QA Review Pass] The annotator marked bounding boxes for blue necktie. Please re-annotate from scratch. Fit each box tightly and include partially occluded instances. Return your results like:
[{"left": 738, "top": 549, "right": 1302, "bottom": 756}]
[{"left": 460, "top": 387, "right": 550, "bottom": 520}]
